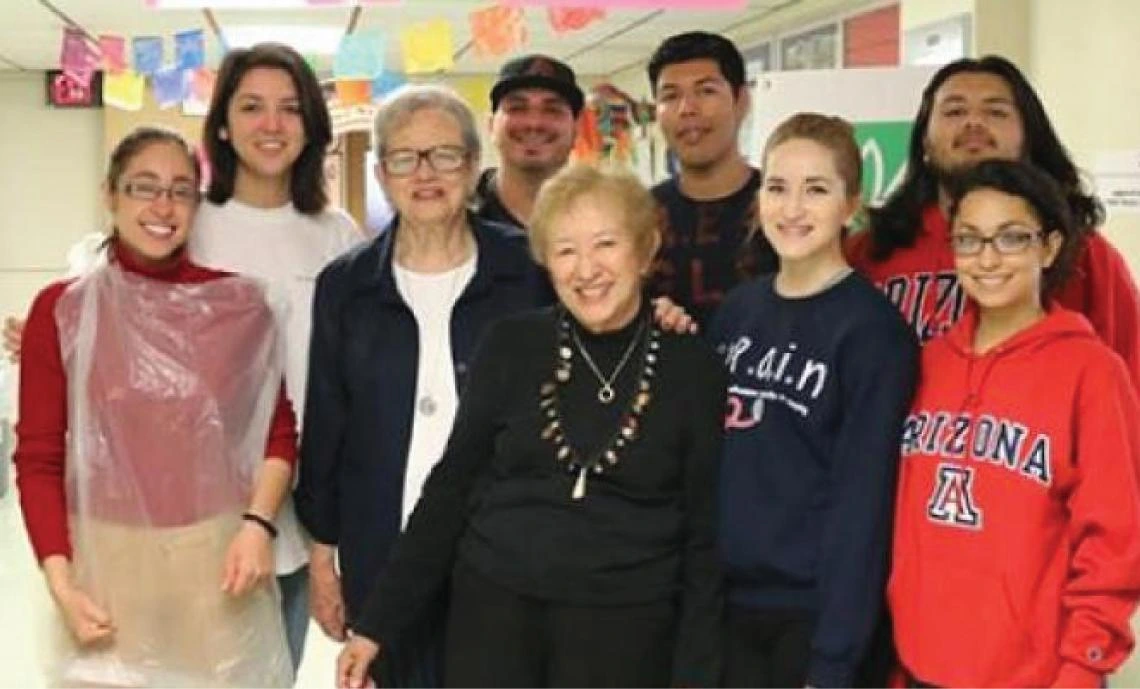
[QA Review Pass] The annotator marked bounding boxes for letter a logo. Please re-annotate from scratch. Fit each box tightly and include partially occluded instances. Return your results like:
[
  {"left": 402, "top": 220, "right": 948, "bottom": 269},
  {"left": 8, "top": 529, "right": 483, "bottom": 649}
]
[{"left": 926, "top": 463, "right": 982, "bottom": 529}]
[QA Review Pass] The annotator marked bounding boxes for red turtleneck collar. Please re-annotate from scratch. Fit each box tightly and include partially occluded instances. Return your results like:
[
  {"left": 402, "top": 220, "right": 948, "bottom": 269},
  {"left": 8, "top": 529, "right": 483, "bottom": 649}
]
[{"left": 108, "top": 238, "right": 227, "bottom": 283}]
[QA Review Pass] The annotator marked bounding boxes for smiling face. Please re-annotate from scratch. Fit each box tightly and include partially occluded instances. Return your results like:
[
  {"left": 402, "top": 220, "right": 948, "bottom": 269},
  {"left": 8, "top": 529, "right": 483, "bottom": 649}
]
[
  {"left": 489, "top": 87, "right": 577, "bottom": 177},
  {"left": 654, "top": 58, "right": 748, "bottom": 173},
  {"left": 544, "top": 192, "right": 655, "bottom": 333},
  {"left": 225, "top": 66, "right": 306, "bottom": 185},
  {"left": 759, "top": 137, "right": 857, "bottom": 270},
  {"left": 925, "top": 72, "right": 1025, "bottom": 178},
  {"left": 952, "top": 187, "right": 1061, "bottom": 318},
  {"left": 106, "top": 140, "right": 199, "bottom": 265},
  {"left": 376, "top": 107, "right": 476, "bottom": 227}
]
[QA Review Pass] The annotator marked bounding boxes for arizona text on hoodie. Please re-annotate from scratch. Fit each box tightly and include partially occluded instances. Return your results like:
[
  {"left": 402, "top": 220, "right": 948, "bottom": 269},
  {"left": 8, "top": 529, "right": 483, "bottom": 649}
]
[{"left": 888, "top": 304, "right": 1140, "bottom": 687}]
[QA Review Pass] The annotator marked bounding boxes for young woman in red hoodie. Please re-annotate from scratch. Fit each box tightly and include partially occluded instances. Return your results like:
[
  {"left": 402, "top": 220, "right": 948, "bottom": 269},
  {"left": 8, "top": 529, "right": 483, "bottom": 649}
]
[
  {"left": 888, "top": 158, "right": 1140, "bottom": 687},
  {"left": 15, "top": 126, "right": 298, "bottom": 686}
]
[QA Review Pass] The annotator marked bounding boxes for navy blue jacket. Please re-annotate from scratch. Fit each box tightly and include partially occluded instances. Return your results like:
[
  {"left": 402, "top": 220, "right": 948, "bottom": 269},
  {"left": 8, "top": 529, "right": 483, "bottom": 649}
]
[{"left": 294, "top": 215, "right": 551, "bottom": 621}]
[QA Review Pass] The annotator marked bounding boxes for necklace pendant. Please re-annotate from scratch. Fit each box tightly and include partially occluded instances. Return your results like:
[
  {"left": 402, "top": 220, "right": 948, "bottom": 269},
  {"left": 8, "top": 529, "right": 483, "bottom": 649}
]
[
  {"left": 572, "top": 465, "right": 588, "bottom": 500},
  {"left": 597, "top": 385, "right": 615, "bottom": 404},
  {"left": 417, "top": 395, "right": 437, "bottom": 416}
]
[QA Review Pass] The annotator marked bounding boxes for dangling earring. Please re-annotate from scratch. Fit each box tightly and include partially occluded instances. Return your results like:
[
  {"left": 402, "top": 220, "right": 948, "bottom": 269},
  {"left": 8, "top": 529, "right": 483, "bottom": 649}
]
[{"left": 218, "top": 127, "right": 229, "bottom": 141}]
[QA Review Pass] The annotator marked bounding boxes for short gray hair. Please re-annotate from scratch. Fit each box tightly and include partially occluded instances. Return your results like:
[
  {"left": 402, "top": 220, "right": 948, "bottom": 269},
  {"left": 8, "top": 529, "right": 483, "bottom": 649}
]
[{"left": 371, "top": 83, "right": 482, "bottom": 162}]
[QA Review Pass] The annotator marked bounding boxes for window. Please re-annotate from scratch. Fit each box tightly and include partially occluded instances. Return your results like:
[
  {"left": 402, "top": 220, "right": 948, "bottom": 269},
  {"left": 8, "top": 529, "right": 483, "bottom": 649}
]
[{"left": 780, "top": 23, "right": 839, "bottom": 71}]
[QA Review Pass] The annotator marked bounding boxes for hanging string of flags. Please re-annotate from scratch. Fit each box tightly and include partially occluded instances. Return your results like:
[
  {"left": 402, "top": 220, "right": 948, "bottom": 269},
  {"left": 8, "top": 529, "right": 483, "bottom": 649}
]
[
  {"left": 57, "top": 0, "right": 744, "bottom": 112},
  {"left": 56, "top": 3, "right": 615, "bottom": 112}
]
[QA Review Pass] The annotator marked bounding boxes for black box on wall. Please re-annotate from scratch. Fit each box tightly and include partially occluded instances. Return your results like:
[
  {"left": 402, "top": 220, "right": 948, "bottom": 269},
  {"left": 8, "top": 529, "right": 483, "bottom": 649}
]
[{"left": 46, "top": 69, "right": 103, "bottom": 108}]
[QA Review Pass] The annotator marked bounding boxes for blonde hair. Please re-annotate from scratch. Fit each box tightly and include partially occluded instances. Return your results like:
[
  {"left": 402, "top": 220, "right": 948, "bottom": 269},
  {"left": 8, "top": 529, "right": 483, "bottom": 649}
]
[
  {"left": 529, "top": 163, "right": 660, "bottom": 265},
  {"left": 762, "top": 112, "right": 862, "bottom": 198}
]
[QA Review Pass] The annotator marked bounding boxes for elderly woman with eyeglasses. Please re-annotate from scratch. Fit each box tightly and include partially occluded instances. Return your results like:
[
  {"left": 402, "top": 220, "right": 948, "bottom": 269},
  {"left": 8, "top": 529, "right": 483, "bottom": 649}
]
[{"left": 294, "top": 84, "right": 551, "bottom": 688}]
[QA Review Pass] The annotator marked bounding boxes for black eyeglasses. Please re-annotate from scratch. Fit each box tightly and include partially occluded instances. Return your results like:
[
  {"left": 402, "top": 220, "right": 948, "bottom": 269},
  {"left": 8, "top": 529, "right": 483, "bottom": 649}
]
[
  {"left": 949, "top": 227, "right": 1045, "bottom": 256},
  {"left": 381, "top": 145, "right": 468, "bottom": 177},
  {"left": 121, "top": 179, "right": 200, "bottom": 205}
]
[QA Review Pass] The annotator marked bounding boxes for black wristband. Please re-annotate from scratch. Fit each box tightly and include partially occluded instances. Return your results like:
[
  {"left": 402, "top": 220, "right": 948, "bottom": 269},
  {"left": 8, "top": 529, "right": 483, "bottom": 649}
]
[{"left": 242, "top": 512, "right": 278, "bottom": 539}]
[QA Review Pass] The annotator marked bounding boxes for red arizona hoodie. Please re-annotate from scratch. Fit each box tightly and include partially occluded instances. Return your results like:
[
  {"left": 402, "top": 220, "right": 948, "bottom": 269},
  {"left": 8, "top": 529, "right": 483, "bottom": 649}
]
[
  {"left": 888, "top": 304, "right": 1140, "bottom": 688},
  {"left": 846, "top": 204, "right": 1140, "bottom": 391}
]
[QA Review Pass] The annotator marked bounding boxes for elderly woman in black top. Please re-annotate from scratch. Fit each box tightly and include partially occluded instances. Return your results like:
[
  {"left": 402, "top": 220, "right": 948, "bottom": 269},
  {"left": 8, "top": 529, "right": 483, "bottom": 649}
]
[{"left": 336, "top": 163, "right": 726, "bottom": 688}]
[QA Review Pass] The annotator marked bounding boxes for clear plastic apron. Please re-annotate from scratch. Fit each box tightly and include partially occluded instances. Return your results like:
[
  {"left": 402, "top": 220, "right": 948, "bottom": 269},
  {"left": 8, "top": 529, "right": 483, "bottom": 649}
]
[{"left": 50, "top": 259, "right": 292, "bottom": 688}]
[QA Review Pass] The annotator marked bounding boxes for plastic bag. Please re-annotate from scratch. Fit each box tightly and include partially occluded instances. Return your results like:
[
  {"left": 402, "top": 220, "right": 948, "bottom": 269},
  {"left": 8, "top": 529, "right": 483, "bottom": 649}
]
[{"left": 50, "top": 259, "right": 292, "bottom": 687}]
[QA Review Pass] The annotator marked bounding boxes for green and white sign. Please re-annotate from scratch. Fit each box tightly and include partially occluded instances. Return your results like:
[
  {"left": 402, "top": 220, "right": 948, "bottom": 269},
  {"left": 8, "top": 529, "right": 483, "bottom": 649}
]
[{"left": 853, "top": 120, "right": 912, "bottom": 205}]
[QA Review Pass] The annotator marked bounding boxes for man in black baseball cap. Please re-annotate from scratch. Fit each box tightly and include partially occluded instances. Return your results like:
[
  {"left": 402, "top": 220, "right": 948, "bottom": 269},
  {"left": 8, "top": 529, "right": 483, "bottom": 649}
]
[
  {"left": 475, "top": 54, "right": 583, "bottom": 229},
  {"left": 490, "top": 54, "right": 585, "bottom": 116}
]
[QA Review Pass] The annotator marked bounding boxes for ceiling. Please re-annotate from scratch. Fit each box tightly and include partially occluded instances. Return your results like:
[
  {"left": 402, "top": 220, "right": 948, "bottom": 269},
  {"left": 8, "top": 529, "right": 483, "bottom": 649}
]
[{"left": 0, "top": 0, "right": 861, "bottom": 78}]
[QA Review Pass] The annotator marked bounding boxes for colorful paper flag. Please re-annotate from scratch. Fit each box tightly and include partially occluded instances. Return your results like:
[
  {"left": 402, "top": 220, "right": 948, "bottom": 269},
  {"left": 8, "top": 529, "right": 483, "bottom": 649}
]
[
  {"left": 99, "top": 34, "right": 128, "bottom": 73},
  {"left": 60, "top": 28, "right": 100, "bottom": 88},
  {"left": 547, "top": 7, "right": 605, "bottom": 33},
  {"left": 175, "top": 29, "right": 205, "bottom": 70},
  {"left": 334, "top": 31, "right": 385, "bottom": 79},
  {"left": 335, "top": 79, "right": 372, "bottom": 106},
  {"left": 153, "top": 65, "right": 188, "bottom": 109},
  {"left": 132, "top": 36, "right": 164, "bottom": 76},
  {"left": 371, "top": 71, "right": 407, "bottom": 99},
  {"left": 103, "top": 69, "right": 146, "bottom": 111},
  {"left": 508, "top": 0, "right": 743, "bottom": 7},
  {"left": 469, "top": 5, "right": 527, "bottom": 59},
  {"left": 183, "top": 67, "right": 217, "bottom": 116},
  {"left": 399, "top": 19, "right": 454, "bottom": 74},
  {"left": 452, "top": 74, "right": 494, "bottom": 115}
]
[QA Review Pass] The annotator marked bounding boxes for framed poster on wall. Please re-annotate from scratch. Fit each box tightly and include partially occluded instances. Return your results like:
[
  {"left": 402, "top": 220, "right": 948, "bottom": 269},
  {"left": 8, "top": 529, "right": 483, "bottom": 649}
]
[{"left": 903, "top": 13, "right": 971, "bottom": 66}]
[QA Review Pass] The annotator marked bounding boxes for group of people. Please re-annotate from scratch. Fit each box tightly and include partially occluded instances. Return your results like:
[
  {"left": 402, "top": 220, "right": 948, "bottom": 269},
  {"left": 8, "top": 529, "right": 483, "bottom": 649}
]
[{"left": 6, "top": 24, "right": 1140, "bottom": 689}]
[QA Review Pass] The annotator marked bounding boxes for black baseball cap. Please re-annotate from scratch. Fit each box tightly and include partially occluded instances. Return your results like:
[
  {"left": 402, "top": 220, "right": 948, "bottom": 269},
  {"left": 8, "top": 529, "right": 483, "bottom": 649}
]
[{"left": 490, "top": 54, "right": 584, "bottom": 116}]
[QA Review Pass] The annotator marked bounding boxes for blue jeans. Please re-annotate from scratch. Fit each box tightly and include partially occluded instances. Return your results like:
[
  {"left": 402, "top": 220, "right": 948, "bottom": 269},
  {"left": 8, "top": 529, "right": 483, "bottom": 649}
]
[{"left": 278, "top": 564, "right": 310, "bottom": 674}]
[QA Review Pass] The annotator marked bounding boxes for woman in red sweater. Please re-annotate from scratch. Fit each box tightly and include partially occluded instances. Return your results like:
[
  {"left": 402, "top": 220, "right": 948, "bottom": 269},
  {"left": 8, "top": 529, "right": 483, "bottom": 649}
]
[
  {"left": 15, "top": 126, "right": 298, "bottom": 687},
  {"left": 888, "top": 159, "right": 1140, "bottom": 687}
]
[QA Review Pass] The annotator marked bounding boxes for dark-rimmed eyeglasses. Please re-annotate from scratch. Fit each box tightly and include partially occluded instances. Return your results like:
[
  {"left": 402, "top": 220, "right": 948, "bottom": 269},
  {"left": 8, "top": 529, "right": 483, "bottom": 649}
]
[
  {"left": 381, "top": 145, "right": 468, "bottom": 177},
  {"left": 950, "top": 228, "right": 1045, "bottom": 256},
  {"left": 121, "top": 179, "right": 200, "bottom": 205}
]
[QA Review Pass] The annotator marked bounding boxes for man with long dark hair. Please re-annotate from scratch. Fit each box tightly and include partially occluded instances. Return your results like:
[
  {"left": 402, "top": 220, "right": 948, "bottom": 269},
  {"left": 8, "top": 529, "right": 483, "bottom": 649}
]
[{"left": 849, "top": 55, "right": 1139, "bottom": 381}]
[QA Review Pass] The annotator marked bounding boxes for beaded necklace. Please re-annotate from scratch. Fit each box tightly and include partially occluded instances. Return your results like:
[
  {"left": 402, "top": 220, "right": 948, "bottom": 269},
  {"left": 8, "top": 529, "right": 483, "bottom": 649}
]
[{"left": 538, "top": 308, "right": 661, "bottom": 500}]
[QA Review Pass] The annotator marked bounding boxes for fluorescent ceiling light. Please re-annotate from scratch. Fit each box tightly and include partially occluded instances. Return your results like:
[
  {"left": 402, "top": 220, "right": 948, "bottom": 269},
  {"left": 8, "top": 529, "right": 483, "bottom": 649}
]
[
  {"left": 224, "top": 25, "right": 345, "bottom": 53},
  {"left": 150, "top": 0, "right": 313, "bottom": 8},
  {"left": 147, "top": 0, "right": 401, "bottom": 8}
]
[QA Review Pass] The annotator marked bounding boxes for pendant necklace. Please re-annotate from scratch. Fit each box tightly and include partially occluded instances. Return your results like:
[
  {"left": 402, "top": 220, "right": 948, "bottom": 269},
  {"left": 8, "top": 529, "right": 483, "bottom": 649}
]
[
  {"left": 570, "top": 318, "right": 646, "bottom": 404},
  {"left": 540, "top": 309, "right": 660, "bottom": 500},
  {"left": 398, "top": 255, "right": 469, "bottom": 417}
]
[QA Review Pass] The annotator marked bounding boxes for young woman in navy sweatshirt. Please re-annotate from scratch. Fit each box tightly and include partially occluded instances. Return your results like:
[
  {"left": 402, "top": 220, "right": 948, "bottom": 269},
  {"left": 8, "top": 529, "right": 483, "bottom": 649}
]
[
  {"left": 711, "top": 113, "right": 918, "bottom": 687},
  {"left": 889, "top": 160, "right": 1140, "bottom": 687}
]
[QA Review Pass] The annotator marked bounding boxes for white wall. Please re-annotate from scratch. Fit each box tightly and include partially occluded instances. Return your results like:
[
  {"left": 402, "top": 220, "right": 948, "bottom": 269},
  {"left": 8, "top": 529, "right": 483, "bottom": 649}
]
[
  {"left": 1032, "top": 0, "right": 1140, "bottom": 276},
  {"left": 896, "top": 0, "right": 1140, "bottom": 276},
  {"left": 900, "top": 0, "right": 970, "bottom": 32},
  {"left": 0, "top": 72, "right": 103, "bottom": 325}
]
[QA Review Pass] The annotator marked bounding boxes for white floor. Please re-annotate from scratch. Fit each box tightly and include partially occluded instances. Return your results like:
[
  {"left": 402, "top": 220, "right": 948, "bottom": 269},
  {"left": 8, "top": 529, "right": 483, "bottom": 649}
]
[
  {"left": 8, "top": 470, "right": 1140, "bottom": 688},
  {"left": 0, "top": 473, "right": 342, "bottom": 688}
]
